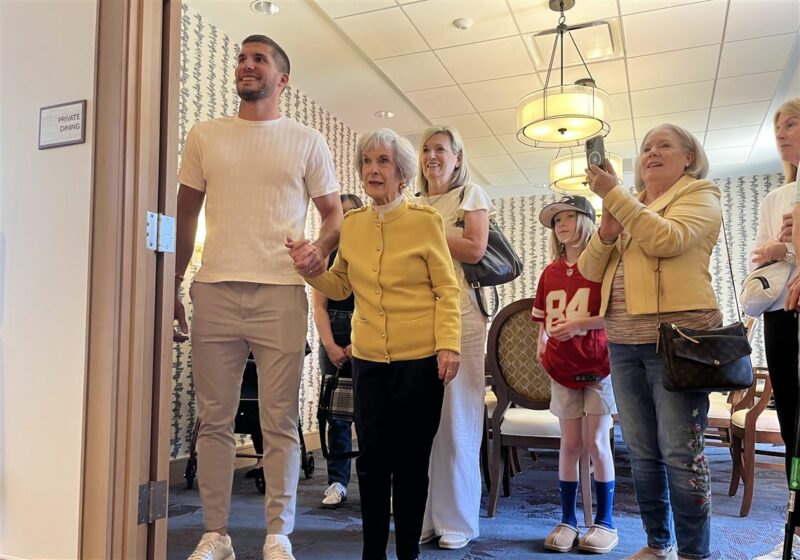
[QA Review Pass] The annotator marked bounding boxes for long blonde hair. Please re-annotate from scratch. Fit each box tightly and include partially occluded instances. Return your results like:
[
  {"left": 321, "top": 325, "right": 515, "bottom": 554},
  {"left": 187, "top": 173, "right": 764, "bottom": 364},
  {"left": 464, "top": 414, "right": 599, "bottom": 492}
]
[
  {"left": 548, "top": 212, "right": 596, "bottom": 262},
  {"left": 775, "top": 97, "right": 800, "bottom": 184}
]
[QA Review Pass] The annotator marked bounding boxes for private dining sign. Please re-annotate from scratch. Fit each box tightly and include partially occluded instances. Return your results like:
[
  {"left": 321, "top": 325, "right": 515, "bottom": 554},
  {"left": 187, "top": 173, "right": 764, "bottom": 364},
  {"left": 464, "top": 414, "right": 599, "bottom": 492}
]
[{"left": 38, "top": 100, "right": 87, "bottom": 149}]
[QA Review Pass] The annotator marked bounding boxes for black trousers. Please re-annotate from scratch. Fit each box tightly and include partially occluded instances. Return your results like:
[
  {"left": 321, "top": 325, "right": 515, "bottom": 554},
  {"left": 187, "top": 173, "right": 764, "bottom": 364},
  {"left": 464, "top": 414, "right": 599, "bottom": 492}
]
[
  {"left": 764, "top": 309, "right": 800, "bottom": 529},
  {"left": 352, "top": 356, "right": 444, "bottom": 560}
]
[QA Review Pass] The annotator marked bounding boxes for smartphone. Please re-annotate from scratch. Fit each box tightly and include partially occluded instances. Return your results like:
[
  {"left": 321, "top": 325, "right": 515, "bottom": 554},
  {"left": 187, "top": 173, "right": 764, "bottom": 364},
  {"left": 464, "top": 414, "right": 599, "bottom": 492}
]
[{"left": 585, "top": 135, "right": 606, "bottom": 170}]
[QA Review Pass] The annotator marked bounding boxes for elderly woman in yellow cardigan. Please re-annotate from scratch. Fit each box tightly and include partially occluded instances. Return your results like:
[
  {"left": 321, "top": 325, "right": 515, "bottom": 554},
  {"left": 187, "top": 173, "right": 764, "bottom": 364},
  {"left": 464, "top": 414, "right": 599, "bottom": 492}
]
[{"left": 287, "top": 128, "right": 461, "bottom": 560}]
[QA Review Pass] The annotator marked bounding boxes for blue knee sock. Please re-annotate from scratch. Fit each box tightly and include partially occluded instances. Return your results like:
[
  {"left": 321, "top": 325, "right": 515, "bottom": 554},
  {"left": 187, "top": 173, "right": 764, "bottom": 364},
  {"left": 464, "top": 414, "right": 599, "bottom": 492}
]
[
  {"left": 594, "top": 480, "right": 615, "bottom": 529},
  {"left": 559, "top": 480, "right": 578, "bottom": 528}
]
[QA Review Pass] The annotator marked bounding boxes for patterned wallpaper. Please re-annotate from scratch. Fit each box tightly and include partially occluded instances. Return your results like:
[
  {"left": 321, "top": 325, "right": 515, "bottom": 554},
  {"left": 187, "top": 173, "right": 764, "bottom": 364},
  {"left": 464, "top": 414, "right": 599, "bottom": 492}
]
[
  {"left": 171, "top": 5, "right": 781, "bottom": 461},
  {"left": 171, "top": 4, "right": 364, "bottom": 459}
]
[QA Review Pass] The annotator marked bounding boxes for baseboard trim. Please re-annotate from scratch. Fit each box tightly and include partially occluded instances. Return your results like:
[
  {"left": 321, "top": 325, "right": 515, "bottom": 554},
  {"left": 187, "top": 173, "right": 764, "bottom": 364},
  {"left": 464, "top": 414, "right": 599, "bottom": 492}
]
[{"left": 169, "top": 430, "right": 322, "bottom": 486}]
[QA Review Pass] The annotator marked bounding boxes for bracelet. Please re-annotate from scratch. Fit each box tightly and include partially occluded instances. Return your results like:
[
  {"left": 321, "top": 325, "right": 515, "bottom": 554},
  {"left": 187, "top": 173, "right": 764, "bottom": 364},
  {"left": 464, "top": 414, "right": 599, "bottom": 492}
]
[{"left": 786, "top": 252, "right": 797, "bottom": 265}]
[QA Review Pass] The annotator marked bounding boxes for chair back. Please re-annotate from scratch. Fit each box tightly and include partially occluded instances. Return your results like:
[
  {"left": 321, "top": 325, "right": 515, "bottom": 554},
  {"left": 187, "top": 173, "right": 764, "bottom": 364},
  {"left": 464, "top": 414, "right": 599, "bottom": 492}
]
[{"left": 487, "top": 298, "right": 551, "bottom": 411}]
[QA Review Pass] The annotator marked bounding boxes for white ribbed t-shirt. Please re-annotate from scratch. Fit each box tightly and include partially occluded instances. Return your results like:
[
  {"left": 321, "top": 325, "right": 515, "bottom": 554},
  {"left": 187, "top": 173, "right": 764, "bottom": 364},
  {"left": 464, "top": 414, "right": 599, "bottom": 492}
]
[{"left": 179, "top": 116, "right": 339, "bottom": 285}]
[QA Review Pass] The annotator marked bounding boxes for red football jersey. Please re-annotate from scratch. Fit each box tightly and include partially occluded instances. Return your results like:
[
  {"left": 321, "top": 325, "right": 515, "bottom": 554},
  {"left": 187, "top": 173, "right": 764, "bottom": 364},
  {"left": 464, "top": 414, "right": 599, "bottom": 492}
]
[{"left": 532, "top": 258, "right": 610, "bottom": 389}]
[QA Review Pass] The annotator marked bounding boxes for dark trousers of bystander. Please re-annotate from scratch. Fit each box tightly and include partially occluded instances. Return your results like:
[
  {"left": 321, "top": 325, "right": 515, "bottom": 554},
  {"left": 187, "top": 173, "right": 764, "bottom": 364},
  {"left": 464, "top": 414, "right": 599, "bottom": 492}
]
[
  {"left": 764, "top": 308, "right": 800, "bottom": 529},
  {"left": 352, "top": 356, "right": 444, "bottom": 560}
]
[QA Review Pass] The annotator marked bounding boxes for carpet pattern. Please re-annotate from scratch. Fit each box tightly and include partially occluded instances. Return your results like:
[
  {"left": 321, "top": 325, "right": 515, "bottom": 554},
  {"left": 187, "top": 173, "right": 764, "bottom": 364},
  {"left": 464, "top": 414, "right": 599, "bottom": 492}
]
[{"left": 168, "top": 435, "right": 791, "bottom": 559}]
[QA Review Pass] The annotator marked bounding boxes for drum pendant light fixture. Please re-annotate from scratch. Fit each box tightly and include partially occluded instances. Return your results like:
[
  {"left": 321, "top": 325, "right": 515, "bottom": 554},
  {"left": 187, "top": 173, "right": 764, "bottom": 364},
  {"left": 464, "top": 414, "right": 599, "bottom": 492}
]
[
  {"left": 549, "top": 150, "right": 623, "bottom": 193},
  {"left": 516, "top": 0, "right": 611, "bottom": 148}
]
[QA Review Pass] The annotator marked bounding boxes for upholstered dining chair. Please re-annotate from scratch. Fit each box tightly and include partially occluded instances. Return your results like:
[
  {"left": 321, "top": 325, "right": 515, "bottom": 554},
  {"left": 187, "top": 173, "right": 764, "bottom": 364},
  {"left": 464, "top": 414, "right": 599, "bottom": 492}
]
[
  {"left": 728, "top": 366, "right": 783, "bottom": 517},
  {"left": 485, "top": 298, "right": 592, "bottom": 523}
]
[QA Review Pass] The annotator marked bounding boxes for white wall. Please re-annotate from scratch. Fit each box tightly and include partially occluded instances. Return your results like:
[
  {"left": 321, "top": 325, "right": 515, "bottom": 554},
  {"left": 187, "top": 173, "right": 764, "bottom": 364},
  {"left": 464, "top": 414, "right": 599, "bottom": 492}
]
[{"left": 0, "top": 2, "right": 98, "bottom": 559}]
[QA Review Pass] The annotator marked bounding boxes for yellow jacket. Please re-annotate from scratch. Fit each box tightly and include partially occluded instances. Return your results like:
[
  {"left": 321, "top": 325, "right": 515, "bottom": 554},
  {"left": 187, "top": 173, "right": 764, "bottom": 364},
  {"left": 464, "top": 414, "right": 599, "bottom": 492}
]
[
  {"left": 578, "top": 175, "right": 721, "bottom": 316},
  {"left": 306, "top": 199, "right": 461, "bottom": 362}
]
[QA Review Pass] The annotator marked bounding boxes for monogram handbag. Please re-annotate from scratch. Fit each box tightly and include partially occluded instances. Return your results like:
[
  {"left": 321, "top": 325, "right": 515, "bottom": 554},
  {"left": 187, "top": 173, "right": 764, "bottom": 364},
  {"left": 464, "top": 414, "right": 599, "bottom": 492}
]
[
  {"left": 316, "top": 369, "right": 359, "bottom": 460},
  {"left": 740, "top": 259, "right": 794, "bottom": 317},
  {"left": 657, "top": 218, "right": 753, "bottom": 392},
  {"left": 456, "top": 187, "right": 523, "bottom": 317}
]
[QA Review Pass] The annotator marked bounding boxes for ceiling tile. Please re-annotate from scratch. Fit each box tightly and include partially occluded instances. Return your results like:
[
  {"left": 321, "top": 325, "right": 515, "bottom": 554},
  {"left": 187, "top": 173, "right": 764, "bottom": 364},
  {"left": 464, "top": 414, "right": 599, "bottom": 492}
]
[
  {"left": 407, "top": 86, "right": 474, "bottom": 118},
  {"left": 376, "top": 52, "right": 454, "bottom": 91},
  {"left": 337, "top": 7, "right": 428, "bottom": 60},
  {"left": 622, "top": 1, "right": 726, "bottom": 57},
  {"left": 725, "top": 0, "right": 800, "bottom": 41},
  {"left": 436, "top": 36, "right": 534, "bottom": 83},
  {"left": 471, "top": 154, "right": 519, "bottom": 174},
  {"left": 631, "top": 81, "right": 714, "bottom": 117},
  {"left": 510, "top": 0, "right": 619, "bottom": 34},
  {"left": 521, "top": 167, "right": 551, "bottom": 185},
  {"left": 706, "top": 146, "right": 752, "bottom": 167},
  {"left": 464, "top": 136, "right": 507, "bottom": 157},
  {"left": 610, "top": 93, "right": 632, "bottom": 120},
  {"left": 605, "top": 139, "right": 638, "bottom": 160},
  {"left": 511, "top": 149, "right": 562, "bottom": 169},
  {"left": 480, "top": 108, "right": 517, "bottom": 136},
  {"left": 606, "top": 119, "right": 635, "bottom": 143},
  {"left": 461, "top": 74, "right": 542, "bottom": 112},
  {"left": 619, "top": 0, "right": 709, "bottom": 16},
  {"left": 704, "top": 125, "right": 761, "bottom": 150},
  {"left": 318, "top": 0, "right": 396, "bottom": 19},
  {"left": 438, "top": 113, "right": 492, "bottom": 138},
  {"left": 483, "top": 170, "right": 528, "bottom": 187},
  {"left": 713, "top": 72, "right": 782, "bottom": 107},
  {"left": 627, "top": 45, "right": 720, "bottom": 91},
  {"left": 539, "top": 59, "right": 629, "bottom": 95},
  {"left": 497, "top": 133, "right": 536, "bottom": 154},
  {"left": 634, "top": 109, "right": 710, "bottom": 138},
  {"left": 402, "top": 0, "right": 518, "bottom": 49},
  {"left": 708, "top": 101, "right": 771, "bottom": 130},
  {"left": 718, "top": 34, "right": 796, "bottom": 79}
]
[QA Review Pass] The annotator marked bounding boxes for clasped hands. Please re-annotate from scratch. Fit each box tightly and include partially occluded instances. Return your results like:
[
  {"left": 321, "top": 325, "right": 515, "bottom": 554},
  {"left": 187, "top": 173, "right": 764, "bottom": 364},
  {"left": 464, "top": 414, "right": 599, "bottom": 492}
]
[{"left": 285, "top": 237, "right": 326, "bottom": 277}]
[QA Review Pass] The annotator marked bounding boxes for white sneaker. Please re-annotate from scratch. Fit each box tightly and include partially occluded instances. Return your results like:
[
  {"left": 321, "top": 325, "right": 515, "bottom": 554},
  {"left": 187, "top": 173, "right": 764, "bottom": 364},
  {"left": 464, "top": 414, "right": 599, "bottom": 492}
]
[
  {"left": 625, "top": 546, "right": 677, "bottom": 560},
  {"left": 753, "top": 535, "right": 800, "bottom": 559},
  {"left": 263, "top": 534, "right": 295, "bottom": 560},
  {"left": 321, "top": 482, "right": 347, "bottom": 509},
  {"left": 188, "top": 532, "right": 235, "bottom": 560}
]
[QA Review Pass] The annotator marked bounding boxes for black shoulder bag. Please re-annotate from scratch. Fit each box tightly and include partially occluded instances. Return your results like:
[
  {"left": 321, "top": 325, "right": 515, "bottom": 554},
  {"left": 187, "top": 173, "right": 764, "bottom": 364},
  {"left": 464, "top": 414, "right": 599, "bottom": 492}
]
[
  {"left": 657, "top": 216, "right": 754, "bottom": 392},
  {"left": 455, "top": 187, "right": 523, "bottom": 317}
]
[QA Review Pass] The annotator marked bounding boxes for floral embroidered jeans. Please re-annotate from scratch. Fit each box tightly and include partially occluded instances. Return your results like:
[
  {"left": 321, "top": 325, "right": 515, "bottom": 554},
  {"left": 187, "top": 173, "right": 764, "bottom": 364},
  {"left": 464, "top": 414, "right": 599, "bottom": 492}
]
[{"left": 609, "top": 342, "right": 711, "bottom": 560}]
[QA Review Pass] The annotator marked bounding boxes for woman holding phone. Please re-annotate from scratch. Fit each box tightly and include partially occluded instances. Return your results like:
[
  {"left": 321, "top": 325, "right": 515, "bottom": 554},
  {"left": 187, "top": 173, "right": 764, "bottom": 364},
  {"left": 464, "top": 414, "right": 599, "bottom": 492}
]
[{"left": 580, "top": 124, "right": 721, "bottom": 560}]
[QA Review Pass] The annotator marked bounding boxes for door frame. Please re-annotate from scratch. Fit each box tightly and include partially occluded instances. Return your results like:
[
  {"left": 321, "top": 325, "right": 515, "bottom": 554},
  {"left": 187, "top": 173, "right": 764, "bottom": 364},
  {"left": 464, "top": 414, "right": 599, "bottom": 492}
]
[{"left": 81, "top": 0, "right": 179, "bottom": 558}]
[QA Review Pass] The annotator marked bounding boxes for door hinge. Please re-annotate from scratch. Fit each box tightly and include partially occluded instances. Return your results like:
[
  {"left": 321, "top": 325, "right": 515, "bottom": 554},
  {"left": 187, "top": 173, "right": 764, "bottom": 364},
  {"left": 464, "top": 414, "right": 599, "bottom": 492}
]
[
  {"left": 137, "top": 480, "right": 168, "bottom": 524},
  {"left": 146, "top": 211, "right": 176, "bottom": 253}
]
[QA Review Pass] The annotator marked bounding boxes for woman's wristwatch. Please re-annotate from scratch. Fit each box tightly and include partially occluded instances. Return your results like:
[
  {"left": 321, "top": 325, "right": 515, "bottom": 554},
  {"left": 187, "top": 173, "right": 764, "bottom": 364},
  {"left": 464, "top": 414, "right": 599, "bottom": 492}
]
[{"left": 786, "top": 252, "right": 797, "bottom": 265}]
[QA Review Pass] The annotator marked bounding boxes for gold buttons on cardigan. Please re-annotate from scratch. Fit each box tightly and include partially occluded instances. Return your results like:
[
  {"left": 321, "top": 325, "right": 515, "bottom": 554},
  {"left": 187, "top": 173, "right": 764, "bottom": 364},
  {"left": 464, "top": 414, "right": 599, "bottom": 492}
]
[
  {"left": 375, "top": 289, "right": 381, "bottom": 294},
  {"left": 379, "top": 311, "right": 384, "bottom": 316},
  {"left": 376, "top": 247, "right": 381, "bottom": 251},
  {"left": 373, "top": 267, "right": 378, "bottom": 272}
]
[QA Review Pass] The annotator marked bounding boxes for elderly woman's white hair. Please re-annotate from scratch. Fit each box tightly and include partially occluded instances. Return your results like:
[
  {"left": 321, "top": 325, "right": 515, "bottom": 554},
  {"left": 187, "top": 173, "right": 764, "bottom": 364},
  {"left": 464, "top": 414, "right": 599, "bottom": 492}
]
[
  {"left": 416, "top": 125, "right": 471, "bottom": 195},
  {"left": 354, "top": 128, "right": 418, "bottom": 188},
  {"left": 633, "top": 124, "right": 709, "bottom": 192}
]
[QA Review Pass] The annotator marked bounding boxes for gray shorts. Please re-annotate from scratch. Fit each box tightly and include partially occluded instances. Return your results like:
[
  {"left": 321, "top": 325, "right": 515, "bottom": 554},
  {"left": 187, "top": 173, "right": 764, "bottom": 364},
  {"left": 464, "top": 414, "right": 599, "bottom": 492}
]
[{"left": 549, "top": 375, "right": 617, "bottom": 419}]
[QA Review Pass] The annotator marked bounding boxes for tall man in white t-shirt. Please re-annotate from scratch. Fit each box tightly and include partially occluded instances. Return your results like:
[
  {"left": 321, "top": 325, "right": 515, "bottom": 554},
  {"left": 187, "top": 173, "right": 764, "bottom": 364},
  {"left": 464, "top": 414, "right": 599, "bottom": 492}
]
[{"left": 174, "top": 35, "right": 342, "bottom": 560}]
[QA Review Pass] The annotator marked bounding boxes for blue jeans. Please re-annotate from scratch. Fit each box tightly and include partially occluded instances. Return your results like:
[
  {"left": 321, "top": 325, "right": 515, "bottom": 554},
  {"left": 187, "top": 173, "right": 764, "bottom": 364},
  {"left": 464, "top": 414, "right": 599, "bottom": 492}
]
[
  {"left": 319, "top": 309, "right": 354, "bottom": 486},
  {"left": 608, "top": 342, "right": 711, "bottom": 560}
]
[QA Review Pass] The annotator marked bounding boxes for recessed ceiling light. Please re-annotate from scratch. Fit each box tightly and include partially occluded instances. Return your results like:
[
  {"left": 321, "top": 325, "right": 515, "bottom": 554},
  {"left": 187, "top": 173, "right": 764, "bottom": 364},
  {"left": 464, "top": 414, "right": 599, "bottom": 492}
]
[
  {"left": 250, "top": 1, "right": 280, "bottom": 15},
  {"left": 375, "top": 110, "right": 395, "bottom": 119}
]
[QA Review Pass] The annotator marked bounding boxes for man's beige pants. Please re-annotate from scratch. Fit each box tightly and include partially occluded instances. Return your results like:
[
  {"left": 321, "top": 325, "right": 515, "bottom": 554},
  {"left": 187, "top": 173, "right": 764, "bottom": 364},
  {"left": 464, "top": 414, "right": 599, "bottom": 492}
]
[{"left": 190, "top": 281, "right": 308, "bottom": 534}]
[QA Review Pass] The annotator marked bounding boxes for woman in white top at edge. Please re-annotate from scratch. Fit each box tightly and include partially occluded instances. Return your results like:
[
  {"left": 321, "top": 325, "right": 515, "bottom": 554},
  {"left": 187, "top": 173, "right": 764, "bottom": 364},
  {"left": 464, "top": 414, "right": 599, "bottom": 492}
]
[
  {"left": 750, "top": 96, "right": 800, "bottom": 560},
  {"left": 416, "top": 125, "right": 494, "bottom": 550}
]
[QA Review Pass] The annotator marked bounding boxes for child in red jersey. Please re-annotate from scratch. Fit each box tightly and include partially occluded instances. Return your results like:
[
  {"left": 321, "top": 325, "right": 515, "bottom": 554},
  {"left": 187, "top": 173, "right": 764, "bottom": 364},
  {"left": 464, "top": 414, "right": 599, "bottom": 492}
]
[{"left": 532, "top": 195, "right": 617, "bottom": 554}]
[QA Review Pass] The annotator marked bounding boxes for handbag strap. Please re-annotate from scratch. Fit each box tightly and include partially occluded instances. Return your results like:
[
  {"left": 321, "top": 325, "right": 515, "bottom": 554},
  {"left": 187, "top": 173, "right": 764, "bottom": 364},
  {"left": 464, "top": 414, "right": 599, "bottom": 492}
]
[{"left": 656, "top": 213, "right": 743, "bottom": 334}]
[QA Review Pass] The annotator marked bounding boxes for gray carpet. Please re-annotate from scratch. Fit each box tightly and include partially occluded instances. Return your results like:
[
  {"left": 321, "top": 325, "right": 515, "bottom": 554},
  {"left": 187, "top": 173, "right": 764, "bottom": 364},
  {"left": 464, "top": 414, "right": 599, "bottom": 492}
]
[{"left": 168, "top": 436, "right": 789, "bottom": 559}]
